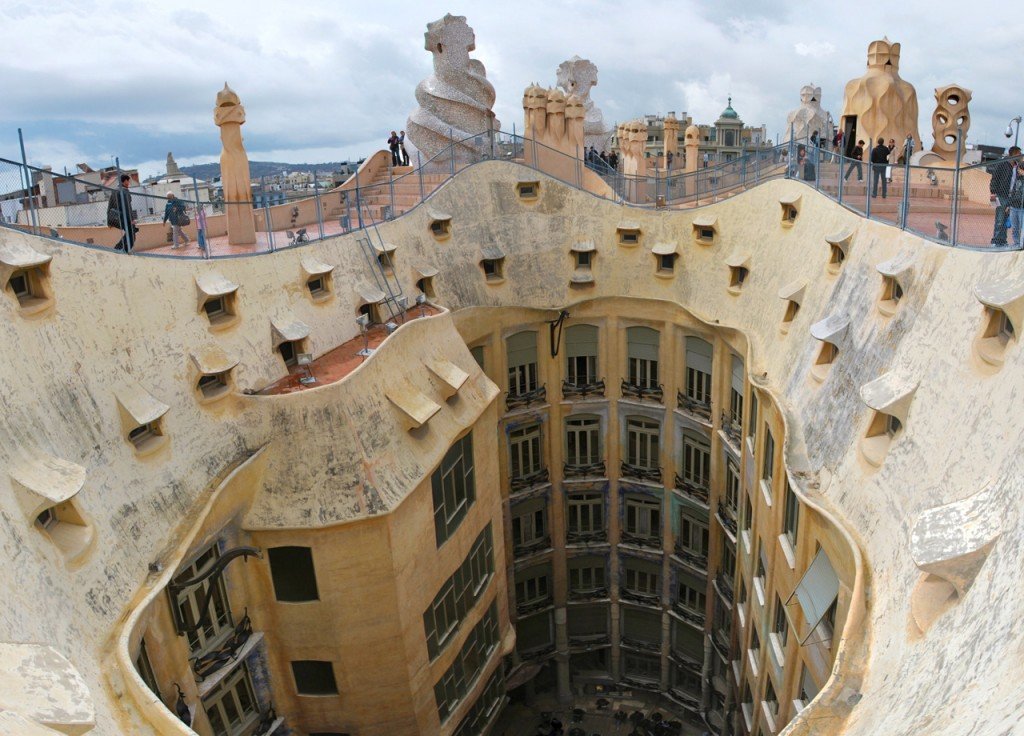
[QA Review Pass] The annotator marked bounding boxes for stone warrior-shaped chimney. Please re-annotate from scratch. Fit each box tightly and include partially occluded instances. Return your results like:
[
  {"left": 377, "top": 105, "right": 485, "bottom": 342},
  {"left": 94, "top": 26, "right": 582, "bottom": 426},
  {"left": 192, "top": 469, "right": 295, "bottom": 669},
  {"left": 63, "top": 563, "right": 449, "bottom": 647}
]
[{"left": 214, "top": 83, "right": 256, "bottom": 246}]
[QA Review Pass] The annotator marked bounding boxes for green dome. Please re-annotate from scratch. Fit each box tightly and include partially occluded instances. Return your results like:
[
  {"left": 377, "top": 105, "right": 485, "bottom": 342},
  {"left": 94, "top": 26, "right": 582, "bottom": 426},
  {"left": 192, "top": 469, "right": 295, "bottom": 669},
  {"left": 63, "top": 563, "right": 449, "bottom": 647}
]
[{"left": 719, "top": 96, "right": 739, "bottom": 119}]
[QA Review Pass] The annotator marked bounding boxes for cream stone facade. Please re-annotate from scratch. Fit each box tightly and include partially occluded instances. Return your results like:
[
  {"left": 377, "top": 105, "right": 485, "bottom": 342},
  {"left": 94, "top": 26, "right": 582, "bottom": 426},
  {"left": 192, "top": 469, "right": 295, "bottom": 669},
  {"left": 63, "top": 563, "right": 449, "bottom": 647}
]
[{"left": 1, "top": 157, "right": 1023, "bottom": 736}]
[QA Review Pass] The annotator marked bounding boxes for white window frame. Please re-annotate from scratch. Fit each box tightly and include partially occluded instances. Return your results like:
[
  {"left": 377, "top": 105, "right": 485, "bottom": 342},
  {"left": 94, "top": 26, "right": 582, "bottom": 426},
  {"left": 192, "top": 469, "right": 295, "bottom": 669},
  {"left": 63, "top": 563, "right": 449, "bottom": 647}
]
[
  {"left": 626, "top": 417, "right": 660, "bottom": 469},
  {"left": 509, "top": 424, "right": 543, "bottom": 479},
  {"left": 565, "top": 416, "right": 601, "bottom": 466},
  {"left": 624, "top": 497, "right": 661, "bottom": 540}
]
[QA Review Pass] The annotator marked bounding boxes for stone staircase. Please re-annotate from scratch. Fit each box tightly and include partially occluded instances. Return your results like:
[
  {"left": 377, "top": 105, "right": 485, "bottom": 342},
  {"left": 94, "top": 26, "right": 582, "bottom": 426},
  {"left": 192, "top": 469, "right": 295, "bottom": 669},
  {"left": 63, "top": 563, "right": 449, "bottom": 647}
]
[
  {"left": 345, "top": 164, "right": 450, "bottom": 224},
  {"left": 815, "top": 163, "right": 991, "bottom": 216}
]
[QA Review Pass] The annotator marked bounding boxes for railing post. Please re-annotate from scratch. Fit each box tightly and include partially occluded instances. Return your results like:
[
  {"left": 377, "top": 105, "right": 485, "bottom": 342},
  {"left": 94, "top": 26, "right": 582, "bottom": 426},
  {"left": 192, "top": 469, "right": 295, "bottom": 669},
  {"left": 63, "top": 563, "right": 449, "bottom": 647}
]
[
  {"left": 190, "top": 174, "right": 208, "bottom": 258},
  {"left": 449, "top": 127, "right": 455, "bottom": 176},
  {"left": 866, "top": 139, "right": 873, "bottom": 219},
  {"left": 838, "top": 147, "right": 844, "bottom": 205},
  {"left": 951, "top": 125, "right": 963, "bottom": 246},
  {"left": 355, "top": 172, "right": 363, "bottom": 230},
  {"left": 388, "top": 166, "right": 395, "bottom": 220},
  {"left": 900, "top": 138, "right": 912, "bottom": 230},
  {"left": 512, "top": 122, "right": 518, "bottom": 159},
  {"left": 417, "top": 151, "right": 424, "bottom": 204},
  {"left": 313, "top": 173, "right": 325, "bottom": 241},
  {"left": 17, "top": 128, "right": 38, "bottom": 233}
]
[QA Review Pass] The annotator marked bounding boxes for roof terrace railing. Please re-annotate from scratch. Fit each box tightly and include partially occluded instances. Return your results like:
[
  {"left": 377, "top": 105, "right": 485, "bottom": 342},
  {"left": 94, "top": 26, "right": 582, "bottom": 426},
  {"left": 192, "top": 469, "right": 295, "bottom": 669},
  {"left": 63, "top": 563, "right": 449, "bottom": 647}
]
[{"left": 0, "top": 127, "right": 1019, "bottom": 258}]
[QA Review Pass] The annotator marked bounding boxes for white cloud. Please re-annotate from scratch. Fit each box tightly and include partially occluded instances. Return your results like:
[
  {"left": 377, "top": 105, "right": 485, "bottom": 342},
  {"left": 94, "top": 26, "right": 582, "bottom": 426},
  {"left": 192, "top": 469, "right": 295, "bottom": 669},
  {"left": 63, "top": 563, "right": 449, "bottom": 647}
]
[{"left": 795, "top": 41, "right": 836, "bottom": 58}]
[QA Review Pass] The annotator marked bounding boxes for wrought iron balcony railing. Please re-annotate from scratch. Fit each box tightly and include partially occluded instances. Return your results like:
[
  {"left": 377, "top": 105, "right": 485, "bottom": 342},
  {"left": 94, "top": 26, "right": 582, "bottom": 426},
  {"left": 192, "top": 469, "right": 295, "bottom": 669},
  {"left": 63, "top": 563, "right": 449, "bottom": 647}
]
[
  {"left": 567, "top": 586, "right": 609, "bottom": 602},
  {"left": 677, "top": 390, "right": 712, "bottom": 421},
  {"left": 672, "top": 545, "right": 709, "bottom": 571},
  {"left": 621, "top": 674, "right": 661, "bottom": 691},
  {"left": 516, "top": 596, "right": 553, "bottom": 616},
  {"left": 506, "top": 384, "right": 546, "bottom": 411},
  {"left": 716, "top": 501, "right": 738, "bottom": 537},
  {"left": 190, "top": 611, "right": 253, "bottom": 681},
  {"left": 568, "top": 631, "right": 610, "bottom": 648},
  {"left": 620, "top": 529, "right": 663, "bottom": 550},
  {"left": 621, "top": 588, "right": 661, "bottom": 607},
  {"left": 620, "top": 379, "right": 664, "bottom": 403},
  {"left": 519, "top": 643, "right": 556, "bottom": 661},
  {"left": 566, "top": 529, "right": 607, "bottom": 545},
  {"left": 509, "top": 467, "right": 549, "bottom": 492},
  {"left": 513, "top": 534, "right": 551, "bottom": 557},
  {"left": 562, "top": 377, "right": 606, "bottom": 400},
  {"left": 563, "top": 460, "right": 606, "bottom": 479},
  {"left": 710, "top": 631, "right": 730, "bottom": 661},
  {"left": 669, "top": 654, "right": 703, "bottom": 677},
  {"left": 621, "top": 461, "right": 663, "bottom": 484},
  {"left": 674, "top": 473, "right": 710, "bottom": 505},
  {"left": 672, "top": 603, "right": 706, "bottom": 628},
  {"left": 620, "top": 636, "right": 661, "bottom": 654},
  {"left": 668, "top": 687, "right": 701, "bottom": 710},
  {"left": 720, "top": 412, "right": 741, "bottom": 446},
  {"left": 714, "top": 573, "right": 734, "bottom": 606}
]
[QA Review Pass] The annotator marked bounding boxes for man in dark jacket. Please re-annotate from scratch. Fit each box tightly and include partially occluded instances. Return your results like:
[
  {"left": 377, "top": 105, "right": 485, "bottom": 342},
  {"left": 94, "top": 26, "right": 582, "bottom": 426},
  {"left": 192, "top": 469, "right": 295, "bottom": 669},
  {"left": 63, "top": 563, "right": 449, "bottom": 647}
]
[
  {"left": 107, "top": 174, "right": 136, "bottom": 253},
  {"left": 870, "top": 137, "right": 893, "bottom": 198},
  {"left": 988, "top": 146, "right": 1021, "bottom": 246},
  {"left": 844, "top": 140, "right": 864, "bottom": 181}
]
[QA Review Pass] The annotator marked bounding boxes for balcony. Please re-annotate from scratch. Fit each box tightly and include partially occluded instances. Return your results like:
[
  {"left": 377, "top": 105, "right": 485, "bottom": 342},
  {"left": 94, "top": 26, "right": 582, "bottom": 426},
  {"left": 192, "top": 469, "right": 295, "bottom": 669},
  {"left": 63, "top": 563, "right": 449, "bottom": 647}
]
[
  {"left": 567, "top": 586, "right": 609, "bottom": 602},
  {"left": 563, "top": 460, "right": 607, "bottom": 479},
  {"left": 669, "top": 655, "right": 703, "bottom": 678},
  {"left": 672, "top": 602, "right": 706, "bottom": 628},
  {"left": 713, "top": 573, "right": 734, "bottom": 606},
  {"left": 716, "top": 501, "right": 738, "bottom": 538},
  {"left": 674, "top": 473, "right": 710, "bottom": 506},
  {"left": 621, "top": 588, "right": 661, "bottom": 607},
  {"left": 672, "top": 544, "right": 708, "bottom": 572},
  {"left": 519, "top": 642, "right": 556, "bottom": 661},
  {"left": 710, "top": 630, "right": 730, "bottom": 661},
  {"left": 562, "top": 378, "right": 606, "bottom": 400},
  {"left": 517, "top": 596, "right": 553, "bottom": 616},
  {"left": 620, "top": 674, "right": 661, "bottom": 691},
  {"left": 667, "top": 686, "right": 701, "bottom": 710},
  {"left": 621, "top": 461, "right": 662, "bottom": 484},
  {"left": 513, "top": 534, "right": 551, "bottom": 558},
  {"left": 621, "top": 379, "right": 664, "bottom": 404},
  {"left": 620, "top": 530, "right": 663, "bottom": 550},
  {"left": 510, "top": 467, "right": 549, "bottom": 493},
  {"left": 568, "top": 631, "right": 610, "bottom": 649},
  {"left": 620, "top": 636, "right": 661, "bottom": 654},
  {"left": 566, "top": 528, "right": 608, "bottom": 545},
  {"left": 677, "top": 390, "right": 712, "bottom": 422},
  {"left": 720, "top": 412, "right": 741, "bottom": 447},
  {"left": 506, "top": 384, "right": 546, "bottom": 411}
]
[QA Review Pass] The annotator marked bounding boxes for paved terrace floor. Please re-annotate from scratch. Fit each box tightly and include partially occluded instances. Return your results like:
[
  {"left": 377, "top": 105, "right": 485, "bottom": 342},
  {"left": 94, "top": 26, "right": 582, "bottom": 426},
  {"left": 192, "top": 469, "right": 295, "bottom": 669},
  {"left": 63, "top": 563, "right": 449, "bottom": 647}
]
[
  {"left": 257, "top": 304, "right": 442, "bottom": 395},
  {"left": 492, "top": 693, "right": 708, "bottom": 736}
]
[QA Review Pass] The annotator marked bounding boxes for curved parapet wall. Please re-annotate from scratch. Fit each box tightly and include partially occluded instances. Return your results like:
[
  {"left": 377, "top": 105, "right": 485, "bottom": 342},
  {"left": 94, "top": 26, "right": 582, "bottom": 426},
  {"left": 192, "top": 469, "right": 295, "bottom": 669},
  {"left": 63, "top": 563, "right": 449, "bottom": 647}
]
[{"left": 0, "top": 161, "right": 1021, "bottom": 735}]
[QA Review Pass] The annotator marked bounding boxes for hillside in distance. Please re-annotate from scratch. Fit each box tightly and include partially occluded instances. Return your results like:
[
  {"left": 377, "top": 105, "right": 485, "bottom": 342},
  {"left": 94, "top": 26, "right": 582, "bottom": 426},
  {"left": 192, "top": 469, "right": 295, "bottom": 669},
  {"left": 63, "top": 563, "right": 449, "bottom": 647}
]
[{"left": 180, "top": 159, "right": 363, "bottom": 181}]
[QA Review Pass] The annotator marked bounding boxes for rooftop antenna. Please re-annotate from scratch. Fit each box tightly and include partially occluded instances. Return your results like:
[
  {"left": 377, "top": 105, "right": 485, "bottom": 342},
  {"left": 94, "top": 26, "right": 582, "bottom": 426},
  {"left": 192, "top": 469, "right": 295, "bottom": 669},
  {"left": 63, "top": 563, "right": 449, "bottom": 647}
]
[{"left": 356, "top": 313, "right": 374, "bottom": 357}]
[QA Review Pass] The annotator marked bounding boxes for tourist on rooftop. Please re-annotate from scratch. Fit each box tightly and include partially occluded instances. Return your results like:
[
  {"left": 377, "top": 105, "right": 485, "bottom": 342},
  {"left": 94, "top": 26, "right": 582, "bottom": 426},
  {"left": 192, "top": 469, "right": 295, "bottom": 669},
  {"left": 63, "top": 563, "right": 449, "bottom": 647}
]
[
  {"left": 844, "top": 139, "right": 864, "bottom": 181},
  {"left": 987, "top": 146, "right": 1021, "bottom": 246},
  {"left": 162, "top": 193, "right": 190, "bottom": 249},
  {"left": 107, "top": 174, "right": 137, "bottom": 253},
  {"left": 387, "top": 131, "right": 401, "bottom": 166},
  {"left": 870, "top": 137, "right": 893, "bottom": 198},
  {"left": 398, "top": 130, "right": 410, "bottom": 166},
  {"left": 1007, "top": 156, "right": 1024, "bottom": 249}
]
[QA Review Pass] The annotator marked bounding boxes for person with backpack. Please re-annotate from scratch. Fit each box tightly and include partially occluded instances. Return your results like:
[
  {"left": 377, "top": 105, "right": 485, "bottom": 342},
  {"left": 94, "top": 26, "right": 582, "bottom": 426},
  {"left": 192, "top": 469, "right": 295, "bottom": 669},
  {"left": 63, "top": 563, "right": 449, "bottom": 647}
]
[
  {"left": 107, "top": 173, "right": 137, "bottom": 253},
  {"left": 162, "top": 192, "right": 190, "bottom": 249}
]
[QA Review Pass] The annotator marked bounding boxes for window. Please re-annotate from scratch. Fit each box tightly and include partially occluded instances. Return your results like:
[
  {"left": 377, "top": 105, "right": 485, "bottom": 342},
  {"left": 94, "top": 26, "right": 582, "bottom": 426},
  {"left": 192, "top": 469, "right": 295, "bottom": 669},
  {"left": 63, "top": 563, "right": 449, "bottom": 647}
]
[
  {"left": 292, "top": 660, "right": 339, "bottom": 696},
  {"left": 623, "top": 652, "right": 660, "bottom": 683},
  {"left": 567, "top": 493, "right": 604, "bottom": 540},
  {"left": 512, "top": 498, "right": 547, "bottom": 552},
  {"left": 782, "top": 202, "right": 798, "bottom": 223},
  {"left": 773, "top": 595, "right": 789, "bottom": 648},
  {"left": 625, "top": 417, "right": 660, "bottom": 469},
  {"left": 33, "top": 500, "right": 92, "bottom": 561},
  {"left": 517, "top": 181, "right": 539, "bottom": 200},
  {"left": 8, "top": 270, "right": 29, "bottom": 299},
  {"left": 565, "top": 325, "right": 599, "bottom": 386},
  {"left": 416, "top": 275, "right": 435, "bottom": 298},
  {"left": 741, "top": 491, "right": 753, "bottom": 534},
  {"left": 197, "top": 371, "right": 230, "bottom": 400},
  {"left": 568, "top": 558, "right": 607, "bottom": 596},
  {"left": 626, "top": 327, "right": 660, "bottom": 390},
  {"left": 568, "top": 605, "right": 609, "bottom": 641},
  {"left": 748, "top": 392, "right": 758, "bottom": 442},
  {"left": 729, "top": 265, "right": 748, "bottom": 289},
  {"left": 658, "top": 253, "right": 677, "bottom": 273},
  {"left": 481, "top": 257, "right": 504, "bottom": 281},
  {"left": 754, "top": 544, "right": 768, "bottom": 605},
  {"left": 509, "top": 424, "right": 543, "bottom": 482},
  {"left": 725, "top": 459, "right": 740, "bottom": 514},
  {"left": 815, "top": 340, "right": 839, "bottom": 373},
  {"left": 565, "top": 416, "right": 601, "bottom": 467},
  {"left": 135, "top": 638, "right": 159, "bottom": 695},
  {"left": 452, "top": 668, "right": 505, "bottom": 736},
  {"left": 470, "top": 345, "right": 485, "bottom": 369},
  {"left": 575, "top": 250, "right": 592, "bottom": 269},
  {"left": 681, "top": 431, "right": 711, "bottom": 489},
  {"left": 128, "top": 420, "right": 163, "bottom": 452},
  {"left": 515, "top": 566, "right": 551, "bottom": 607},
  {"left": 203, "top": 664, "right": 259, "bottom": 736},
  {"left": 729, "top": 355, "right": 744, "bottom": 428},
  {"left": 424, "top": 525, "right": 494, "bottom": 659},
  {"left": 880, "top": 275, "right": 903, "bottom": 312},
  {"left": 624, "top": 497, "right": 661, "bottom": 542},
  {"left": 783, "top": 482, "right": 800, "bottom": 546},
  {"left": 506, "top": 331, "right": 538, "bottom": 397},
  {"left": 307, "top": 275, "right": 329, "bottom": 297},
  {"left": 677, "top": 578, "right": 706, "bottom": 615},
  {"left": 684, "top": 337, "right": 713, "bottom": 410},
  {"left": 434, "top": 603, "right": 500, "bottom": 722},
  {"left": 624, "top": 559, "right": 661, "bottom": 599},
  {"left": 430, "top": 217, "right": 451, "bottom": 240},
  {"left": 677, "top": 514, "right": 709, "bottom": 559},
  {"left": 202, "top": 294, "right": 236, "bottom": 327},
  {"left": 431, "top": 433, "right": 476, "bottom": 546},
  {"left": 6, "top": 266, "right": 50, "bottom": 310},
  {"left": 278, "top": 339, "right": 304, "bottom": 367},
  {"left": 622, "top": 607, "right": 662, "bottom": 647},
  {"left": 762, "top": 426, "right": 775, "bottom": 484},
  {"left": 357, "top": 301, "right": 381, "bottom": 325},
  {"left": 783, "top": 298, "right": 800, "bottom": 324},
  {"left": 174, "top": 544, "right": 232, "bottom": 655},
  {"left": 268, "top": 546, "right": 319, "bottom": 602},
  {"left": 764, "top": 679, "right": 779, "bottom": 726},
  {"left": 618, "top": 228, "right": 641, "bottom": 245}
]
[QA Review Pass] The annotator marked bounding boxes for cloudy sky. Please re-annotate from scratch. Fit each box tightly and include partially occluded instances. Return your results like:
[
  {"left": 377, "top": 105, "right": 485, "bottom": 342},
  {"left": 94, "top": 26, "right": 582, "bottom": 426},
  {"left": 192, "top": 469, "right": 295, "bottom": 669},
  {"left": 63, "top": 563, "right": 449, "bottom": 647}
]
[{"left": 0, "top": 0, "right": 1018, "bottom": 178}]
